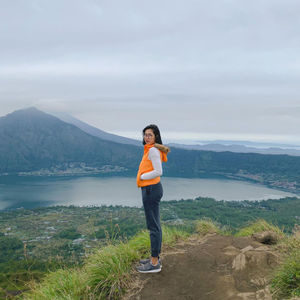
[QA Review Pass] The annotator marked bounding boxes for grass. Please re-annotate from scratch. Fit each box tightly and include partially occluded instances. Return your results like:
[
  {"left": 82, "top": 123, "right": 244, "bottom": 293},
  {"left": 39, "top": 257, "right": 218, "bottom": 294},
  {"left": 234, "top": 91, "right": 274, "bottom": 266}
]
[
  {"left": 271, "top": 249, "right": 300, "bottom": 299},
  {"left": 194, "top": 217, "right": 232, "bottom": 236},
  {"left": 234, "top": 218, "right": 285, "bottom": 237},
  {"left": 85, "top": 241, "right": 139, "bottom": 299},
  {"left": 271, "top": 225, "right": 300, "bottom": 299},
  {"left": 21, "top": 225, "right": 190, "bottom": 300},
  {"left": 22, "top": 268, "right": 87, "bottom": 300},
  {"left": 276, "top": 225, "right": 300, "bottom": 254}
]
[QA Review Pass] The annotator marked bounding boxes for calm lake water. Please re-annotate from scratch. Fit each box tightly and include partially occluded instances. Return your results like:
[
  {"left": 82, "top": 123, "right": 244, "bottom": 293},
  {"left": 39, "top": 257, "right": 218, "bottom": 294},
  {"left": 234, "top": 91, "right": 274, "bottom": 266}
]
[{"left": 0, "top": 176, "right": 298, "bottom": 211}]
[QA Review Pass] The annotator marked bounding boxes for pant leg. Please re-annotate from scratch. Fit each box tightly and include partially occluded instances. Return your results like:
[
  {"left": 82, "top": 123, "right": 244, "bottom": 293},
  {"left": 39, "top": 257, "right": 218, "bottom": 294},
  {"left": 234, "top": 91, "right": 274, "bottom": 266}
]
[
  {"left": 142, "top": 182, "right": 163, "bottom": 257},
  {"left": 157, "top": 183, "right": 163, "bottom": 255}
]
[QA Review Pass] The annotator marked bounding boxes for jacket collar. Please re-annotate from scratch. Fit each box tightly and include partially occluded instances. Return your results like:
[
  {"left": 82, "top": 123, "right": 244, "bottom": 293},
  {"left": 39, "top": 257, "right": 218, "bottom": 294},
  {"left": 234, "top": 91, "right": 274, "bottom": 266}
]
[{"left": 144, "top": 143, "right": 168, "bottom": 162}]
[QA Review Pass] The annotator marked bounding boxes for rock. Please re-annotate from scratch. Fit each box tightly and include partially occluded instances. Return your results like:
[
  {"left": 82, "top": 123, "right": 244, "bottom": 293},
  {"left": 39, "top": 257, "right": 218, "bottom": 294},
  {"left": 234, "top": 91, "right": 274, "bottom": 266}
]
[
  {"left": 241, "top": 245, "right": 254, "bottom": 253},
  {"left": 236, "top": 291, "right": 257, "bottom": 299},
  {"left": 251, "top": 231, "right": 279, "bottom": 244},
  {"left": 237, "top": 286, "right": 272, "bottom": 300},
  {"left": 250, "top": 277, "right": 267, "bottom": 287},
  {"left": 254, "top": 245, "right": 270, "bottom": 251},
  {"left": 232, "top": 253, "right": 246, "bottom": 270},
  {"left": 223, "top": 245, "right": 240, "bottom": 256},
  {"left": 256, "top": 286, "right": 273, "bottom": 300}
]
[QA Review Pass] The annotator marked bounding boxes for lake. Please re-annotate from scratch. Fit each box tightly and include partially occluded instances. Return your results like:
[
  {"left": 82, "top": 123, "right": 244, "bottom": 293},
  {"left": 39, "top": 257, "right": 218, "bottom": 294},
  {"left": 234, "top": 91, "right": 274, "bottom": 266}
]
[{"left": 0, "top": 176, "right": 298, "bottom": 210}]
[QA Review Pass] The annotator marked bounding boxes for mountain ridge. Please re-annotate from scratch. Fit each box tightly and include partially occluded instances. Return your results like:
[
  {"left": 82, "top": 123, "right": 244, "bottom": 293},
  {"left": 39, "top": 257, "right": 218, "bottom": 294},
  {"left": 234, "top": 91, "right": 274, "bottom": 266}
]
[
  {"left": 1, "top": 107, "right": 300, "bottom": 194},
  {"left": 51, "top": 111, "right": 141, "bottom": 146},
  {"left": 168, "top": 142, "right": 300, "bottom": 156},
  {"left": 48, "top": 111, "right": 300, "bottom": 156}
]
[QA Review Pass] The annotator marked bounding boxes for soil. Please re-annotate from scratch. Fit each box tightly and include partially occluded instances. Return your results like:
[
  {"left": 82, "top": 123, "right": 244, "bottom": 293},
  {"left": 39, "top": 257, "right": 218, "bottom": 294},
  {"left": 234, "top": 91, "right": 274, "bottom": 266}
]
[{"left": 122, "top": 233, "right": 281, "bottom": 300}]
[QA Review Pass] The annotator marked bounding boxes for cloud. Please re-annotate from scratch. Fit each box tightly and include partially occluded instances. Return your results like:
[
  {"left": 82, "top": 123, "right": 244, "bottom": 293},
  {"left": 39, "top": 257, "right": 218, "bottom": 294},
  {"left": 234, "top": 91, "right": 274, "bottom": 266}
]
[{"left": 0, "top": 0, "right": 300, "bottom": 144}]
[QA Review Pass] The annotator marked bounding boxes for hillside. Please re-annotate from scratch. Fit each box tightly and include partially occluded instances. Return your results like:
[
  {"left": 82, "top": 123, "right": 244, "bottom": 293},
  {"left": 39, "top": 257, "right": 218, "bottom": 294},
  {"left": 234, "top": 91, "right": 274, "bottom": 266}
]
[
  {"left": 124, "top": 233, "right": 279, "bottom": 300},
  {"left": 19, "top": 219, "right": 300, "bottom": 300}
]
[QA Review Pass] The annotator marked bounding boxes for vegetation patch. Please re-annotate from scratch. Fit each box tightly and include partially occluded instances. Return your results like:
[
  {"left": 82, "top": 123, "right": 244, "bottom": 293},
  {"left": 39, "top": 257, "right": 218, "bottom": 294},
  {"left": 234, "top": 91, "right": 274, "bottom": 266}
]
[
  {"left": 194, "top": 218, "right": 222, "bottom": 236},
  {"left": 234, "top": 218, "right": 284, "bottom": 237},
  {"left": 21, "top": 226, "right": 189, "bottom": 300},
  {"left": 271, "top": 225, "right": 300, "bottom": 299},
  {"left": 271, "top": 248, "right": 300, "bottom": 299},
  {"left": 1, "top": 197, "right": 299, "bottom": 298}
]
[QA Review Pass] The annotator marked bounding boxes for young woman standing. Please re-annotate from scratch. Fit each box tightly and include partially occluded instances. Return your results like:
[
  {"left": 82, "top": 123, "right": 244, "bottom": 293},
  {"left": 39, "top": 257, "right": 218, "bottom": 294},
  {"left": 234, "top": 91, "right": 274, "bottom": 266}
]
[{"left": 136, "top": 124, "right": 170, "bottom": 273}]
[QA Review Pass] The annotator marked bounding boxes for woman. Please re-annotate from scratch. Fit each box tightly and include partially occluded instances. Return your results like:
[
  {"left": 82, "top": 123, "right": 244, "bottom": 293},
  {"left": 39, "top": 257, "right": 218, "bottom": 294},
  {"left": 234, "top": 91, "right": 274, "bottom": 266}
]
[{"left": 136, "top": 124, "right": 170, "bottom": 273}]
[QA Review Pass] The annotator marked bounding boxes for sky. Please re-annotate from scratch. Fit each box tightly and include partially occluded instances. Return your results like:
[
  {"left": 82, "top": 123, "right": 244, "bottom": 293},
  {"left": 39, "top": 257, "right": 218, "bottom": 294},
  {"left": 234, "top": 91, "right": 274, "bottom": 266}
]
[{"left": 1, "top": 0, "right": 300, "bottom": 145}]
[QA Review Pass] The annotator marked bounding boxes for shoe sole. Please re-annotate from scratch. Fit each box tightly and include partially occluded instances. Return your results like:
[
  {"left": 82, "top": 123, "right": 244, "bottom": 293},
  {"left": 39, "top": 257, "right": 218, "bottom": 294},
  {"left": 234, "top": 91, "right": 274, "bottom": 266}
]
[{"left": 137, "top": 268, "right": 162, "bottom": 273}]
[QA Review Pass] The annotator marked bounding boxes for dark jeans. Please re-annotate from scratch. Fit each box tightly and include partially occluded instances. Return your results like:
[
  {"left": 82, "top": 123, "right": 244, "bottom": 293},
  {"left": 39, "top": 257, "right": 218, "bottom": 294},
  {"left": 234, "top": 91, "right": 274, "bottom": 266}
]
[{"left": 141, "top": 181, "right": 163, "bottom": 257}]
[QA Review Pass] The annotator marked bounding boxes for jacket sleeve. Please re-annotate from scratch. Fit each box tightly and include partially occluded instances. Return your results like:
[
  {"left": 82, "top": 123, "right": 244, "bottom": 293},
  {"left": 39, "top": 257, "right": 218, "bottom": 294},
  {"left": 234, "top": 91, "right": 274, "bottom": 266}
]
[{"left": 140, "top": 147, "right": 162, "bottom": 180}]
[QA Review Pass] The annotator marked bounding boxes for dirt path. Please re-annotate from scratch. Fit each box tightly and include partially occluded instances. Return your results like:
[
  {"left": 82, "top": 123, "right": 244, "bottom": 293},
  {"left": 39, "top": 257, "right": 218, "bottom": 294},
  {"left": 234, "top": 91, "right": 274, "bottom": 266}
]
[{"left": 123, "top": 234, "right": 280, "bottom": 300}]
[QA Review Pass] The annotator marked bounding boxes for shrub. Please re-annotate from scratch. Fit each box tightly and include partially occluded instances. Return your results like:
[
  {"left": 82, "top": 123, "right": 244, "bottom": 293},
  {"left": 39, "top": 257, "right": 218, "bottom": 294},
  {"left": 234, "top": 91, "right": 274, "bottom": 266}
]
[
  {"left": 55, "top": 228, "right": 81, "bottom": 240},
  {"left": 0, "top": 236, "right": 23, "bottom": 251},
  {"left": 194, "top": 218, "right": 221, "bottom": 236}
]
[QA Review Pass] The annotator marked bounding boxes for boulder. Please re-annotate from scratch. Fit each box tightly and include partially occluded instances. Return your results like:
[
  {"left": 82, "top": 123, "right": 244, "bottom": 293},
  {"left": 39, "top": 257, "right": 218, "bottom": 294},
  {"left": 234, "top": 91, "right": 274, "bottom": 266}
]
[{"left": 251, "top": 231, "right": 279, "bottom": 244}]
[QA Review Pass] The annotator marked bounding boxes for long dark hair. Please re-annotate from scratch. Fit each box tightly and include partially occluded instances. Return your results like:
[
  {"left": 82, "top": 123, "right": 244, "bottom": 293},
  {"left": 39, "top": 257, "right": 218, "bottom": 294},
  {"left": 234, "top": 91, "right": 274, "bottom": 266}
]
[{"left": 142, "top": 124, "right": 163, "bottom": 145}]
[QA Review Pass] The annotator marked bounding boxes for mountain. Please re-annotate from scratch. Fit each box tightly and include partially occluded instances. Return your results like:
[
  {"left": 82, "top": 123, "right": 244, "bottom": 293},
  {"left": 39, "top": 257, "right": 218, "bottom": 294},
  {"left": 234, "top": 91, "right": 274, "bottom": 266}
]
[
  {"left": 0, "top": 107, "right": 140, "bottom": 175},
  {"left": 168, "top": 142, "right": 300, "bottom": 156},
  {"left": 51, "top": 111, "right": 141, "bottom": 146},
  {"left": 0, "top": 107, "right": 299, "bottom": 193}
]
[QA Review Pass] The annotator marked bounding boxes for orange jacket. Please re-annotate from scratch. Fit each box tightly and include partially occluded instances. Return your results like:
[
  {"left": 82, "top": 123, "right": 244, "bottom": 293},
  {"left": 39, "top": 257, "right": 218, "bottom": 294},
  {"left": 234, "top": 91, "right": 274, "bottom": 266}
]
[{"left": 136, "top": 143, "right": 170, "bottom": 188}]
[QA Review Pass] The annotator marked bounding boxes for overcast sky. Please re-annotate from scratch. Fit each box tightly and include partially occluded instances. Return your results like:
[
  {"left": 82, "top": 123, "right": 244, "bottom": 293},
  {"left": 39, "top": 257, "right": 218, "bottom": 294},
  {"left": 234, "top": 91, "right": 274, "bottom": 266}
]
[{"left": 1, "top": 0, "right": 300, "bottom": 145}]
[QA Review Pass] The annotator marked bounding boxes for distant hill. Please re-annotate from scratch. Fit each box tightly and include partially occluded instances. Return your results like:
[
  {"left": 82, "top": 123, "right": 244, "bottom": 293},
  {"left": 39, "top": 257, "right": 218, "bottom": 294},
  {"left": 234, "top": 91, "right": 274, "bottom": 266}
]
[
  {"left": 168, "top": 142, "right": 300, "bottom": 156},
  {"left": 197, "top": 139, "right": 300, "bottom": 148},
  {"left": 51, "top": 111, "right": 141, "bottom": 147}
]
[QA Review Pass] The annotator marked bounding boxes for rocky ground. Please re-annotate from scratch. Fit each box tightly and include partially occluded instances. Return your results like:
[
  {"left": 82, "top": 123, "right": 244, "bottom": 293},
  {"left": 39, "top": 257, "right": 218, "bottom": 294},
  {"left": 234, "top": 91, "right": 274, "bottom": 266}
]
[{"left": 123, "top": 233, "right": 282, "bottom": 300}]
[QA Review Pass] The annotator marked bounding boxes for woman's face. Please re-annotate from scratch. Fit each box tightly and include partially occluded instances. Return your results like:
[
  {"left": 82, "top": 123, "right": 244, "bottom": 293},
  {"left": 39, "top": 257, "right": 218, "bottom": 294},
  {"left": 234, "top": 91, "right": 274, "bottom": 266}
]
[{"left": 144, "top": 129, "right": 155, "bottom": 145}]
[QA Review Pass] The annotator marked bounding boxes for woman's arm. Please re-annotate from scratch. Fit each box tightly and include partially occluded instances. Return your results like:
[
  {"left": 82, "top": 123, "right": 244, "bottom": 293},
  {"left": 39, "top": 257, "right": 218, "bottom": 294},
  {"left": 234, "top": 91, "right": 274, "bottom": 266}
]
[{"left": 140, "top": 147, "right": 162, "bottom": 180}]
